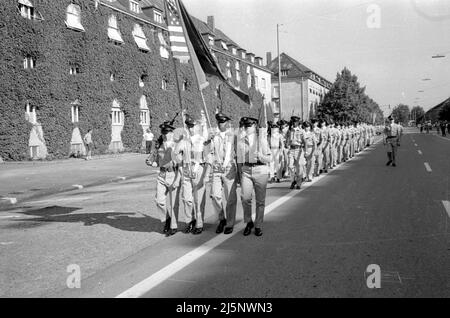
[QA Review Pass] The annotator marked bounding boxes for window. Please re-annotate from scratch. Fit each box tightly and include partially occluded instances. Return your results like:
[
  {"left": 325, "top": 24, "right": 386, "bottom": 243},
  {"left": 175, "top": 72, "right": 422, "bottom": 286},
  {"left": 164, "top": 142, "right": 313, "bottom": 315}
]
[
  {"left": 232, "top": 48, "right": 237, "bottom": 55},
  {"left": 250, "top": 56, "right": 255, "bottom": 63},
  {"left": 154, "top": 10, "right": 162, "bottom": 23},
  {"left": 23, "top": 56, "right": 35, "bottom": 69},
  {"left": 110, "top": 72, "right": 115, "bottom": 81},
  {"left": 71, "top": 103, "right": 79, "bottom": 123},
  {"left": 139, "top": 95, "right": 149, "bottom": 125},
  {"left": 281, "top": 70, "right": 288, "bottom": 76},
  {"left": 208, "top": 36, "right": 214, "bottom": 46},
  {"left": 246, "top": 66, "right": 251, "bottom": 88},
  {"left": 221, "top": 41, "right": 228, "bottom": 50},
  {"left": 69, "top": 63, "right": 80, "bottom": 75},
  {"left": 25, "top": 101, "right": 36, "bottom": 124},
  {"left": 254, "top": 75, "right": 258, "bottom": 89},
  {"left": 235, "top": 61, "right": 240, "bottom": 82},
  {"left": 65, "top": 4, "right": 84, "bottom": 31},
  {"left": 182, "top": 80, "right": 188, "bottom": 91},
  {"left": 261, "top": 78, "right": 266, "bottom": 89},
  {"left": 130, "top": 0, "right": 140, "bottom": 13},
  {"left": 139, "top": 77, "right": 144, "bottom": 88},
  {"left": 161, "top": 79, "right": 168, "bottom": 90},
  {"left": 108, "top": 15, "right": 123, "bottom": 44},
  {"left": 139, "top": 74, "right": 147, "bottom": 87},
  {"left": 241, "top": 52, "right": 246, "bottom": 59},
  {"left": 132, "top": 24, "right": 150, "bottom": 52},
  {"left": 111, "top": 100, "right": 123, "bottom": 125},
  {"left": 158, "top": 31, "right": 169, "bottom": 58},
  {"left": 18, "top": 0, "right": 34, "bottom": 19},
  {"left": 226, "top": 61, "right": 231, "bottom": 78}
]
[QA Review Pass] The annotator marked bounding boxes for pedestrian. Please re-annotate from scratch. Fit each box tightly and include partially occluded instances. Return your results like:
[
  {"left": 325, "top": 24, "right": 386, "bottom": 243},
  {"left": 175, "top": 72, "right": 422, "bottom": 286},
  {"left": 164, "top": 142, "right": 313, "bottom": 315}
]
[
  {"left": 236, "top": 117, "right": 272, "bottom": 237},
  {"left": 209, "top": 112, "right": 238, "bottom": 235},
  {"left": 279, "top": 119, "right": 290, "bottom": 179},
  {"left": 302, "top": 121, "right": 316, "bottom": 182},
  {"left": 143, "top": 128, "right": 154, "bottom": 154},
  {"left": 383, "top": 116, "right": 403, "bottom": 167},
  {"left": 83, "top": 128, "right": 93, "bottom": 160},
  {"left": 287, "top": 116, "right": 304, "bottom": 189},
  {"left": 154, "top": 121, "right": 180, "bottom": 236},
  {"left": 175, "top": 111, "right": 211, "bottom": 235},
  {"left": 440, "top": 121, "right": 447, "bottom": 136},
  {"left": 268, "top": 121, "right": 283, "bottom": 183}
]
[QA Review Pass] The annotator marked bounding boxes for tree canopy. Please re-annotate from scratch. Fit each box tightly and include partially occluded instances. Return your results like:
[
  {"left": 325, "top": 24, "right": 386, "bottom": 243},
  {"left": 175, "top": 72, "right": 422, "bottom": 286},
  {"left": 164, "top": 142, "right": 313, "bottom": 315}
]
[
  {"left": 316, "top": 68, "right": 384, "bottom": 124},
  {"left": 391, "top": 104, "right": 410, "bottom": 125}
]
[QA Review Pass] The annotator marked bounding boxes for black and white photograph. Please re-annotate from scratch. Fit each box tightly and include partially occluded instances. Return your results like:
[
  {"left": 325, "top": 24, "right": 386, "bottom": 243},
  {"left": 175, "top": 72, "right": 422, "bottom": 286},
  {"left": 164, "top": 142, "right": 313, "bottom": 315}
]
[{"left": 0, "top": 0, "right": 449, "bottom": 301}]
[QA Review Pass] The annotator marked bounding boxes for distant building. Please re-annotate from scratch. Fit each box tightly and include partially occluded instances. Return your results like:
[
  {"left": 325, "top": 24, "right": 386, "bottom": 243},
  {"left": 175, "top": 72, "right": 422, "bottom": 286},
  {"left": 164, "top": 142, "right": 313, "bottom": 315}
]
[{"left": 267, "top": 52, "right": 332, "bottom": 121}]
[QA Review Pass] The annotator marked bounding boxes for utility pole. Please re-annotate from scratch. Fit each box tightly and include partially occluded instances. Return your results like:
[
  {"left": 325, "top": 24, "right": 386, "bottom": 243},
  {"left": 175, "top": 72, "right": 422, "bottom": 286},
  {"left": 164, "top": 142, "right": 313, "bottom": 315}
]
[{"left": 277, "top": 23, "right": 282, "bottom": 119}]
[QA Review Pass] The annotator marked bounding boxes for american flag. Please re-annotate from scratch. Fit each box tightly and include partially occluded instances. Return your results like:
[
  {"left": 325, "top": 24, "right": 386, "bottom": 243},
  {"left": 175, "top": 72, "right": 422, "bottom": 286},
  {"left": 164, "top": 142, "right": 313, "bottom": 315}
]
[{"left": 166, "top": 0, "right": 190, "bottom": 62}]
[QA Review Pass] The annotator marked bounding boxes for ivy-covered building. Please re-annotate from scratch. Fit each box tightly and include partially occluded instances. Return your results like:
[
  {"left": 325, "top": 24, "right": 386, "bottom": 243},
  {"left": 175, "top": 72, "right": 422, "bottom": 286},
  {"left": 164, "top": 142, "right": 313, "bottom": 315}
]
[{"left": 0, "top": 0, "right": 271, "bottom": 161}]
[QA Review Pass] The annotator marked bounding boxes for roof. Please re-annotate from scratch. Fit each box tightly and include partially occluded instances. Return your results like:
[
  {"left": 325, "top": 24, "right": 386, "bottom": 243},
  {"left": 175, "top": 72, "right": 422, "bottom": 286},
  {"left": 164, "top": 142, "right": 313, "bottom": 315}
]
[
  {"left": 268, "top": 52, "right": 331, "bottom": 85},
  {"left": 424, "top": 97, "right": 450, "bottom": 118}
]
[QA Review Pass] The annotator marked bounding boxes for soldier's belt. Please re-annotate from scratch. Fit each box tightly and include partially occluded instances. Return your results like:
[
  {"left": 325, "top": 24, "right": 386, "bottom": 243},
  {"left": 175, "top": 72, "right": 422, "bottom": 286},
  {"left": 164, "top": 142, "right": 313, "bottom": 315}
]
[
  {"left": 290, "top": 145, "right": 301, "bottom": 149},
  {"left": 386, "top": 136, "right": 397, "bottom": 139},
  {"left": 160, "top": 166, "right": 175, "bottom": 173},
  {"left": 243, "top": 161, "right": 265, "bottom": 167}
]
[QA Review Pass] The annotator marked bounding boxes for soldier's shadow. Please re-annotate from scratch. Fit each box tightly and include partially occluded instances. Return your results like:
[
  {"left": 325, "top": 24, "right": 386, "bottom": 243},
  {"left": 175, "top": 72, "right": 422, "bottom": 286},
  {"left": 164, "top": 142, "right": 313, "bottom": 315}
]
[{"left": 12, "top": 205, "right": 162, "bottom": 233}]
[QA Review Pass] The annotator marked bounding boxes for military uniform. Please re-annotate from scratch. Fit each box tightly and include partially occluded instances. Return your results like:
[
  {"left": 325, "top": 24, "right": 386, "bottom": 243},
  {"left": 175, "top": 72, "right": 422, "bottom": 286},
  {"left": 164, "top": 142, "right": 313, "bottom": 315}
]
[
  {"left": 383, "top": 116, "right": 403, "bottom": 167},
  {"left": 236, "top": 117, "right": 272, "bottom": 237},
  {"left": 312, "top": 119, "right": 323, "bottom": 177},
  {"left": 287, "top": 116, "right": 304, "bottom": 189},
  {"left": 175, "top": 113, "right": 211, "bottom": 235},
  {"left": 209, "top": 113, "right": 238, "bottom": 235},
  {"left": 269, "top": 122, "right": 284, "bottom": 182},
  {"left": 154, "top": 122, "right": 180, "bottom": 236},
  {"left": 303, "top": 122, "right": 316, "bottom": 182},
  {"left": 321, "top": 120, "right": 331, "bottom": 173}
]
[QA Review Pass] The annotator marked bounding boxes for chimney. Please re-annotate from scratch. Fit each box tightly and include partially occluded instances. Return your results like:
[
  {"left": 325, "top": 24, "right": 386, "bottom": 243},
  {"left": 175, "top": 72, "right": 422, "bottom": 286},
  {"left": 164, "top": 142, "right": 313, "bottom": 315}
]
[
  {"left": 266, "top": 52, "right": 272, "bottom": 66},
  {"left": 207, "top": 16, "right": 215, "bottom": 32}
]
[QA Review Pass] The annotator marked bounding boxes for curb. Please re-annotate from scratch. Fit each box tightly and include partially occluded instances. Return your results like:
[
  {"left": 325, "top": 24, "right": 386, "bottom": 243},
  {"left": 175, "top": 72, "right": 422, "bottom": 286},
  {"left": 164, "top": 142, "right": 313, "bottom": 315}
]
[{"left": 0, "top": 170, "right": 158, "bottom": 211}]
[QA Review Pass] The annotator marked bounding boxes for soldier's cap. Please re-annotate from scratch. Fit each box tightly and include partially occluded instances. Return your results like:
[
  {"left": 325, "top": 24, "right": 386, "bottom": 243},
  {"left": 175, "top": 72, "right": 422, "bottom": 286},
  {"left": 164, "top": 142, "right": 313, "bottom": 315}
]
[
  {"left": 215, "top": 112, "right": 231, "bottom": 123},
  {"left": 269, "top": 121, "right": 279, "bottom": 129},
  {"left": 240, "top": 117, "right": 258, "bottom": 127},
  {"left": 278, "top": 119, "right": 289, "bottom": 127},
  {"left": 290, "top": 116, "right": 301, "bottom": 123},
  {"left": 159, "top": 121, "right": 175, "bottom": 133},
  {"left": 387, "top": 115, "right": 394, "bottom": 121},
  {"left": 302, "top": 121, "right": 311, "bottom": 128},
  {"left": 184, "top": 114, "right": 195, "bottom": 128}
]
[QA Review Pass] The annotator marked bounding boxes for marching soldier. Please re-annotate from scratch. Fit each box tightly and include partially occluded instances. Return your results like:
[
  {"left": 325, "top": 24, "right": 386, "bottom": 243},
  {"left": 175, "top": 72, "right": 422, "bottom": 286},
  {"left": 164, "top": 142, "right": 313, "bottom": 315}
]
[
  {"left": 269, "top": 121, "right": 284, "bottom": 183},
  {"left": 383, "top": 116, "right": 403, "bottom": 167},
  {"left": 311, "top": 119, "right": 323, "bottom": 177},
  {"left": 236, "top": 117, "right": 272, "bottom": 237},
  {"left": 279, "top": 119, "right": 290, "bottom": 179},
  {"left": 153, "top": 121, "right": 180, "bottom": 236},
  {"left": 320, "top": 119, "right": 331, "bottom": 173},
  {"left": 209, "top": 112, "right": 238, "bottom": 235},
  {"left": 287, "top": 116, "right": 304, "bottom": 189},
  {"left": 175, "top": 112, "right": 211, "bottom": 235},
  {"left": 303, "top": 121, "right": 316, "bottom": 182}
]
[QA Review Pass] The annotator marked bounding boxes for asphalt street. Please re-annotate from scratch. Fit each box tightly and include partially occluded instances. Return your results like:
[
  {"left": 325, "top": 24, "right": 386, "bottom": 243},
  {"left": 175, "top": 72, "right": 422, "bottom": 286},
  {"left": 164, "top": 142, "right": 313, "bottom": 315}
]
[{"left": 0, "top": 128, "right": 448, "bottom": 297}]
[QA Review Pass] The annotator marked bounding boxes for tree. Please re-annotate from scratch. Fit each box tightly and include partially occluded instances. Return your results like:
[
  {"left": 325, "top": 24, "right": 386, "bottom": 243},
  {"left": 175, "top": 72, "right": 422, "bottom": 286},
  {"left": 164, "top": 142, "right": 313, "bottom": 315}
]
[
  {"left": 411, "top": 106, "right": 425, "bottom": 124},
  {"left": 317, "top": 67, "right": 384, "bottom": 124},
  {"left": 439, "top": 103, "right": 450, "bottom": 121},
  {"left": 391, "top": 104, "right": 410, "bottom": 125}
]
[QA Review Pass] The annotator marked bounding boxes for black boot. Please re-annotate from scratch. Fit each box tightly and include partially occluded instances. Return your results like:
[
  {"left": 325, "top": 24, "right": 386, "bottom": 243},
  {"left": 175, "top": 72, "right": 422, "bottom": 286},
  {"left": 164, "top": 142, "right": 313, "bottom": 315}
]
[
  {"left": 163, "top": 217, "right": 171, "bottom": 234},
  {"left": 184, "top": 220, "right": 196, "bottom": 233},
  {"left": 216, "top": 219, "right": 227, "bottom": 234},
  {"left": 290, "top": 181, "right": 297, "bottom": 189}
]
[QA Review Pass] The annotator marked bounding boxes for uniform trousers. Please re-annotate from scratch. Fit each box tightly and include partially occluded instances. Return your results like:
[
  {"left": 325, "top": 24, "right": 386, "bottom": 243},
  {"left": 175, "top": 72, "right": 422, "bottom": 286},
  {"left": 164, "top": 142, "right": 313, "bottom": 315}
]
[
  {"left": 155, "top": 170, "right": 178, "bottom": 229},
  {"left": 313, "top": 145, "right": 323, "bottom": 176},
  {"left": 386, "top": 140, "right": 398, "bottom": 164},
  {"left": 322, "top": 144, "right": 331, "bottom": 170},
  {"left": 241, "top": 164, "right": 269, "bottom": 230},
  {"left": 181, "top": 164, "right": 208, "bottom": 229},
  {"left": 211, "top": 164, "right": 238, "bottom": 228},
  {"left": 289, "top": 148, "right": 305, "bottom": 182},
  {"left": 269, "top": 148, "right": 283, "bottom": 180},
  {"left": 304, "top": 146, "right": 315, "bottom": 180}
]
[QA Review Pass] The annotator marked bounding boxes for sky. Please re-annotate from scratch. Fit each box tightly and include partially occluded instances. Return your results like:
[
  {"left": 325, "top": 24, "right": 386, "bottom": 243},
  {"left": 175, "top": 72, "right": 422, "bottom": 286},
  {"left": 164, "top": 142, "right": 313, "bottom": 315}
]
[{"left": 183, "top": 0, "right": 450, "bottom": 114}]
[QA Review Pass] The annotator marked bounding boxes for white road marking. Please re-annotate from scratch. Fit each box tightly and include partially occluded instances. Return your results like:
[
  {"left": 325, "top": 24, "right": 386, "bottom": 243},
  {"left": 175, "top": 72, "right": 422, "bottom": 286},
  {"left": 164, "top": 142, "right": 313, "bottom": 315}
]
[
  {"left": 434, "top": 135, "right": 450, "bottom": 142},
  {"left": 0, "top": 215, "right": 22, "bottom": 219},
  {"left": 424, "top": 162, "right": 432, "bottom": 172},
  {"left": 0, "top": 242, "right": 15, "bottom": 246},
  {"left": 442, "top": 201, "right": 450, "bottom": 218},
  {"left": 25, "top": 196, "right": 91, "bottom": 205},
  {"left": 417, "top": 150, "right": 422, "bottom": 155},
  {"left": 72, "top": 184, "right": 84, "bottom": 189},
  {"left": 116, "top": 177, "right": 126, "bottom": 181},
  {"left": 116, "top": 149, "right": 366, "bottom": 298},
  {"left": 414, "top": 143, "right": 418, "bottom": 147},
  {"left": 1, "top": 197, "right": 17, "bottom": 204}
]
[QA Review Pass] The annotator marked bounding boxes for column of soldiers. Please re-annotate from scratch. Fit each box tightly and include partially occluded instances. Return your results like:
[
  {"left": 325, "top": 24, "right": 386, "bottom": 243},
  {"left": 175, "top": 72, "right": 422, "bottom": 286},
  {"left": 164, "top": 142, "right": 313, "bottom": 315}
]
[{"left": 150, "top": 111, "right": 377, "bottom": 238}]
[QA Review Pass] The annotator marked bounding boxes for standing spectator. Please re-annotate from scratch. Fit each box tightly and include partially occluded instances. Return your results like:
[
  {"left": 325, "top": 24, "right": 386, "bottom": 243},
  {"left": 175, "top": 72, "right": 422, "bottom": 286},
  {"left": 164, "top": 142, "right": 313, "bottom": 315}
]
[
  {"left": 83, "top": 128, "right": 93, "bottom": 160},
  {"left": 143, "top": 128, "right": 154, "bottom": 154},
  {"left": 440, "top": 121, "right": 447, "bottom": 136}
]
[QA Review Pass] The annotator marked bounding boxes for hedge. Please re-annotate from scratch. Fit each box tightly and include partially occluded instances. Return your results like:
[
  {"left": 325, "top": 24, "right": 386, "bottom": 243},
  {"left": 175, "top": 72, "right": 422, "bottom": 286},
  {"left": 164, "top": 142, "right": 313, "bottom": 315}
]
[{"left": 0, "top": 0, "right": 268, "bottom": 161}]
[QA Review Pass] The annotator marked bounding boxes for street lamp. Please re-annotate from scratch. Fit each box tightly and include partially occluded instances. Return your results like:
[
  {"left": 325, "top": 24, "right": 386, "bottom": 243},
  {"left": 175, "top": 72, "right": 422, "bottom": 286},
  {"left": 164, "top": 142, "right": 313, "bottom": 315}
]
[{"left": 277, "top": 23, "right": 283, "bottom": 119}]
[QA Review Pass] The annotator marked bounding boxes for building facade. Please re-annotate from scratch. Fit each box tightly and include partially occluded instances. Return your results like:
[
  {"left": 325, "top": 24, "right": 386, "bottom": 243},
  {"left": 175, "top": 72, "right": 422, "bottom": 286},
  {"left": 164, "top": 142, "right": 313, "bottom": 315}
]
[
  {"left": 267, "top": 52, "right": 332, "bottom": 121},
  {"left": 0, "top": 0, "right": 267, "bottom": 160}
]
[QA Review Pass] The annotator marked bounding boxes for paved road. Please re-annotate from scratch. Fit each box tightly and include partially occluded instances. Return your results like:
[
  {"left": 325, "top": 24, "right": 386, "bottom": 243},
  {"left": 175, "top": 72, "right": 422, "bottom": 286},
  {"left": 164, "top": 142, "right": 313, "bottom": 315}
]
[{"left": 0, "top": 129, "right": 448, "bottom": 297}]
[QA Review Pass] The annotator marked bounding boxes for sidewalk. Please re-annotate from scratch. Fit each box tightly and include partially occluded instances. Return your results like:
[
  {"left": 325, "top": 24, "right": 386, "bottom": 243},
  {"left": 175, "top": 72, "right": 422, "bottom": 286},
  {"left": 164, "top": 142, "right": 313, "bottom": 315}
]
[{"left": 0, "top": 153, "right": 158, "bottom": 210}]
